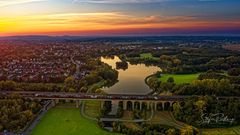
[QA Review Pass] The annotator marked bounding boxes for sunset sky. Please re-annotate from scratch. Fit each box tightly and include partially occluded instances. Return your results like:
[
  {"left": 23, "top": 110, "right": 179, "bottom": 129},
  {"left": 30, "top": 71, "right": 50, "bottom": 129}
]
[{"left": 0, "top": 0, "right": 240, "bottom": 36}]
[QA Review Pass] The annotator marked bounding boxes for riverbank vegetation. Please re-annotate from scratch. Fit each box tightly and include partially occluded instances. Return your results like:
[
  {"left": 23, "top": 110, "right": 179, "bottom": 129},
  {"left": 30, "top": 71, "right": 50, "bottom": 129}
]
[
  {"left": 172, "top": 96, "right": 240, "bottom": 128},
  {"left": 147, "top": 70, "right": 240, "bottom": 96}
]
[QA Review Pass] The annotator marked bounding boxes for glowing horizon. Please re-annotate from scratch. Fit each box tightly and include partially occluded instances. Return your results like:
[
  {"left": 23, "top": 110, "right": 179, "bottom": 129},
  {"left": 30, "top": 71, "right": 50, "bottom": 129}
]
[{"left": 0, "top": 0, "right": 240, "bottom": 36}]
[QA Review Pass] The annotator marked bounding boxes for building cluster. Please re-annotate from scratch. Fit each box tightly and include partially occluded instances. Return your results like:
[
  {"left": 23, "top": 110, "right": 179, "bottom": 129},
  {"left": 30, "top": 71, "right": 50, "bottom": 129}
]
[
  {"left": 0, "top": 41, "right": 94, "bottom": 83},
  {"left": 2, "top": 58, "right": 71, "bottom": 82}
]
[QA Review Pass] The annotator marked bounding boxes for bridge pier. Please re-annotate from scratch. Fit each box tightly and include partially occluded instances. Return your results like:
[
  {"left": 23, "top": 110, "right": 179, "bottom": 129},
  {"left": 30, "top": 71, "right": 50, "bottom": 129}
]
[
  {"left": 123, "top": 101, "right": 127, "bottom": 110},
  {"left": 139, "top": 101, "right": 142, "bottom": 110},
  {"left": 147, "top": 102, "right": 150, "bottom": 110},
  {"left": 131, "top": 101, "right": 134, "bottom": 110},
  {"left": 154, "top": 102, "right": 157, "bottom": 111},
  {"left": 51, "top": 99, "right": 56, "bottom": 107},
  {"left": 55, "top": 99, "right": 59, "bottom": 104},
  {"left": 65, "top": 99, "right": 70, "bottom": 103},
  {"left": 162, "top": 102, "right": 165, "bottom": 110},
  {"left": 76, "top": 100, "right": 80, "bottom": 108},
  {"left": 152, "top": 102, "right": 155, "bottom": 110},
  {"left": 100, "top": 100, "right": 113, "bottom": 109},
  {"left": 101, "top": 101, "right": 104, "bottom": 109}
]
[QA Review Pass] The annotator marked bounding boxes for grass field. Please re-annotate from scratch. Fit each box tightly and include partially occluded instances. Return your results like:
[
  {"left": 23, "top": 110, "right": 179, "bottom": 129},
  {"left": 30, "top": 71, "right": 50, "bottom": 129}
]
[
  {"left": 31, "top": 108, "right": 120, "bottom": 135},
  {"left": 158, "top": 73, "right": 200, "bottom": 84},
  {"left": 201, "top": 126, "right": 240, "bottom": 135},
  {"left": 140, "top": 53, "right": 159, "bottom": 60}
]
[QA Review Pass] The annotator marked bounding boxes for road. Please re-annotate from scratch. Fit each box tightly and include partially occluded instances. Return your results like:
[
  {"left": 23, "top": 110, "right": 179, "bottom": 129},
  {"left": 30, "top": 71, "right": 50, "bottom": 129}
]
[
  {"left": 1, "top": 91, "right": 240, "bottom": 101},
  {"left": 71, "top": 56, "right": 80, "bottom": 79}
]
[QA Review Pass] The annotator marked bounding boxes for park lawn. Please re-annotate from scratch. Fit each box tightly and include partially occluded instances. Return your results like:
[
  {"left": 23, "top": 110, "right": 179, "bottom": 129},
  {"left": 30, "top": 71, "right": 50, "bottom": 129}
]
[
  {"left": 159, "top": 73, "right": 200, "bottom": 84},
  {"left": 31, "top": 108, "right": 120, "bottom": 135},
  {"left": 140, "top": 53, "right": 159, "bottom": 60},
  {"left": 201, "top": 126, "right": 240, "bottom": 135},
  {"left": 140, "top": 53, "right": 153, "bottom": 59}
]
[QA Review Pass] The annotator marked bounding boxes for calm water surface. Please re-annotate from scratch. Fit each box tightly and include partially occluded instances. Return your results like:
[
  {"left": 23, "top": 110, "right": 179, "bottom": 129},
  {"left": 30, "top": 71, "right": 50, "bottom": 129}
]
[{"left": 101, "top": 56, "right": 160, "bottom": 95}]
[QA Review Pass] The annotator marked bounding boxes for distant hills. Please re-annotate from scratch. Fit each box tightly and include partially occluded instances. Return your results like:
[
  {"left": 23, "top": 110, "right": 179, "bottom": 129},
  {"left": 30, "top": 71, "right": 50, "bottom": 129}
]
[
  {"left": 0, "top": 35, "right": 96, "bottom": 41},
  {"left": 0, "top": 35, "right": 239, "bottom": 42}
]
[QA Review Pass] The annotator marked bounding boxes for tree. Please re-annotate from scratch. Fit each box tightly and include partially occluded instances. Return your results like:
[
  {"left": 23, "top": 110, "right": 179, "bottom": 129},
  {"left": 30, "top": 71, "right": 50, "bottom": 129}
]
[
  {"left": 228, "top": 68, "right": 240, "bottom": 76},
  {"left": 180, "top": 126, "right": 194, "bottom": 135},
  {"left": 147, "top": 77, "right": 161, "bottom": 92},
  {"left": 95, "top": 88, "right": 104, "bottom": 94},
  {"left": 0, "top": 125, "right": 3, "bottom": 132},
  {"left": 64, "top": 76, "right": 76, "bottom": 92},
  {"left": 64, "top": 76, "right": 75, "bottom": 87},
  {"left": 173, "top": 102, "right": 182, "bottom": 118},
  {"left": 0, "top": 94, "right": 41, "bottom": 132},
  {"left": 195, "top": 100, "right": 206, "bottom": 114},
  {"left": 0, "top": 80, "right": 17, "bottom": 91},
  {"left": 167, "top": 77, "right": 174, "bottom": 83},
  {"left": 68, "top": 88, "right": 76, "bottom": 92},
  {"left": 166, "top": 128, "right": 176, "bottom": 135}
]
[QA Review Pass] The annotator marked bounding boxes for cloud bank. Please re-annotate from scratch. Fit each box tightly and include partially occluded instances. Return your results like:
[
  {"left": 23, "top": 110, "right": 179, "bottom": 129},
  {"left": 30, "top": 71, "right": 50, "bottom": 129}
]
[
  {"left": 72, "top": 0, "right": 220, "bottom": 3},
  {"left": 0, "top": 0, "right": 46, "bottom": 7}
]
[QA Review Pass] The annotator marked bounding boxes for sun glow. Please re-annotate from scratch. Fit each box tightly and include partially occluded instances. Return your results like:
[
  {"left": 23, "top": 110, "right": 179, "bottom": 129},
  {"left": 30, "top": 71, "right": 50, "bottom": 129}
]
[{"left": 1, "top": 11, "right": 239, "bottom": 36}]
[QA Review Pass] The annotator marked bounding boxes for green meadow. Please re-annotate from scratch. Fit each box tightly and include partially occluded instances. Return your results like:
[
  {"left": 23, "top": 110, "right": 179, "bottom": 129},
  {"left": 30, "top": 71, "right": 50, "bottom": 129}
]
[
  {"left": 31, "top": 108, "right": 120, "bottom": 135},
  {"left": 158, "top": 73, "right": 200, "bottom": 84}
]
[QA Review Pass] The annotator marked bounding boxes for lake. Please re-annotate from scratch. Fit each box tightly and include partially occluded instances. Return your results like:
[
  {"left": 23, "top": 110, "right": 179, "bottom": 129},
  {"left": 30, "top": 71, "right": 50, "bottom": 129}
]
[{"left": 101, "top": 56, "right": 160, "bottom": 95}]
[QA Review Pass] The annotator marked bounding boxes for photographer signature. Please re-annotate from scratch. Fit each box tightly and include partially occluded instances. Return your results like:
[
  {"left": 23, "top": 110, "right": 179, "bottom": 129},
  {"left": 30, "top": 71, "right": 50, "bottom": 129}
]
[{"left": 198, "top": 113, "right": 234, "bottom": 125}]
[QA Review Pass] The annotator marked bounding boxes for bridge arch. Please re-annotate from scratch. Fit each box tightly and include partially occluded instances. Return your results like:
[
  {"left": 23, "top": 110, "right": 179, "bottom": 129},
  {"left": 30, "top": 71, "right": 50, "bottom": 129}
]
[
  {"left": 157, "top": 102, "right": 163, "bottom": 111},
  {"left": 164, "top": 102, "right": 171, "bottom": 111},
  {"left": 141, "top": 102, "right": 147, "bottom": 110},
  {"left": 118, "top": 101, "right": 123, "bottom": 108},
  {"left": 127, "top": 101, "right": 133, "bottom": 110},
  {"left": 134, "top": 101, "right": 140, "bottom": 110}
]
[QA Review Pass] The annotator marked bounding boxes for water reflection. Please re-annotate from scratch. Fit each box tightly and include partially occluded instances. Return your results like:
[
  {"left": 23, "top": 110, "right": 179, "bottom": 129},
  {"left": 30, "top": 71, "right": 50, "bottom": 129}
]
[{"left": 101, "top": 56, "right": 160, "bottom": 95}]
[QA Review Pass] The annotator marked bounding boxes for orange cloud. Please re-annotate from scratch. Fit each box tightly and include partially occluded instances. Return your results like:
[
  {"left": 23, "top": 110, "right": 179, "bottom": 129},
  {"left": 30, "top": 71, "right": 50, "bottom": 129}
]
[{"left": 0, "top": 12, "right": 239, "bottom": 36}]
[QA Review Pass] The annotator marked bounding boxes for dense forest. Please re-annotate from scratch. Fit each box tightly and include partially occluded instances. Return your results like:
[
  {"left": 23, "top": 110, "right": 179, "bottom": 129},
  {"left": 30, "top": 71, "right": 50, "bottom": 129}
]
[
  {"left": 0, "top": 94, "right": 42, "bottom": 132},
  {"left": 172, "top": 96, "right": 240, "bottom": 128}
]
